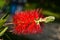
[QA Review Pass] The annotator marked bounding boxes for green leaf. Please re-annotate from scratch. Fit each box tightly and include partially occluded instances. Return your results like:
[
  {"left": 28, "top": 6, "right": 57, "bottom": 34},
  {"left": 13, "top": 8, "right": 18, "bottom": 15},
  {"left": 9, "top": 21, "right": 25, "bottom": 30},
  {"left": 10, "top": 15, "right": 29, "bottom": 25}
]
[
  {"left": 0, "top": 27, "right": 8, "bottom": 36},
  {"left": 0, "top": 13, "right": 9, "bottom": 28},
  {"left": 1, "top": 13, "right": 9, "bottom": 20},
  {"left": 0, "top": 19, "right": 6, "bottom": 28}
]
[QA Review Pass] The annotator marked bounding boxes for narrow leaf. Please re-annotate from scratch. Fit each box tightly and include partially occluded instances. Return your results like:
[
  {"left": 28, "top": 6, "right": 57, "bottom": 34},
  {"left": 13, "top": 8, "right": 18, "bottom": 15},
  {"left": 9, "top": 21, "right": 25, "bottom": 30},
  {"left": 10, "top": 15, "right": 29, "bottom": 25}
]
[{"left": 0, "top": 27, "right": 8, "bottom": 36}]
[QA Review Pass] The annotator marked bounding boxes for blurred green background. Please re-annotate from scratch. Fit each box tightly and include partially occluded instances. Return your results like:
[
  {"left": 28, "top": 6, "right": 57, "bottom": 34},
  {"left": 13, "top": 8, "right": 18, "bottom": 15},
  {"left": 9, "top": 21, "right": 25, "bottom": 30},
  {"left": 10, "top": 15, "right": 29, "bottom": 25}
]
[
  {"left": 0, "top": 0, "right": 60, "bottom": 22},
  {"left": 25, "top": 0, "right": 60, "bottom": 22}
]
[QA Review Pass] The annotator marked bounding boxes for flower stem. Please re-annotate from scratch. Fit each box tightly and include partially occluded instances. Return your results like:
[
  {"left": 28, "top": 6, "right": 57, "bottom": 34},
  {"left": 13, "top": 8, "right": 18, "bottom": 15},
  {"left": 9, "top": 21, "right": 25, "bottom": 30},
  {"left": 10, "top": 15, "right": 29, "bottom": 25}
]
[{"left": 35, "top": 16, "right": 55, "bottom": 24}]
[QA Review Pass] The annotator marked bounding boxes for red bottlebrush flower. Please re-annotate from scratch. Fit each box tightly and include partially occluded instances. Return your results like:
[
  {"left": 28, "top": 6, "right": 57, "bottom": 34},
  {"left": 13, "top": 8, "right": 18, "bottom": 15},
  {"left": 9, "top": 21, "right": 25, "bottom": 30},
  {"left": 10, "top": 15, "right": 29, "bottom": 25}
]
[{"left": 12, "top": 9, "right": 44, "bottom": 35}]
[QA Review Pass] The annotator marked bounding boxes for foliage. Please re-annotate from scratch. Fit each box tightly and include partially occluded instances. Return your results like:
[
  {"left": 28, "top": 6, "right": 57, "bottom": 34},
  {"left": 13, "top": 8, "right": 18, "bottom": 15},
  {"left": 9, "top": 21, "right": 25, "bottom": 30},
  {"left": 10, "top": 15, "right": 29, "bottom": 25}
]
[{"left": 0, "top": 13, "right": 9, "bottom": 36}]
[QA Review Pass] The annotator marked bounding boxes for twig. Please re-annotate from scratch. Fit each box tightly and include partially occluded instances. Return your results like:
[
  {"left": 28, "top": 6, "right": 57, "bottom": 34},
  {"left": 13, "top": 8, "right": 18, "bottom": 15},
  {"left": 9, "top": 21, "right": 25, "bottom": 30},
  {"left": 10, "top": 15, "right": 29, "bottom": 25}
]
[{"left": 3, "top": 23, "right": 13, "bottom": 26}]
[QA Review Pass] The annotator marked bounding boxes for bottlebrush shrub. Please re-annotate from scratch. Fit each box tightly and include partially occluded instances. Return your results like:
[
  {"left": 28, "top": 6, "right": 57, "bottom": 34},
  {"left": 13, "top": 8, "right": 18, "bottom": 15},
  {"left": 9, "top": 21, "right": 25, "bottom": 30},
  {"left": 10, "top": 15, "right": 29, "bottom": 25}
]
[{"left": 12, "top": 9, "right": 44, "bottom": 35}]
